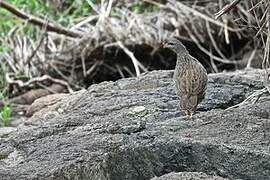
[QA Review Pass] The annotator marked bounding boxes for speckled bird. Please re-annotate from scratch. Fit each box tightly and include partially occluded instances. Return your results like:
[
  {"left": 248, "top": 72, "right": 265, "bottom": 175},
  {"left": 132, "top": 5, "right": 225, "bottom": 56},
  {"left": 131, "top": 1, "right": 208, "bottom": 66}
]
[{"left": 163, "top": 38, "right": 208, "bottom": 116}]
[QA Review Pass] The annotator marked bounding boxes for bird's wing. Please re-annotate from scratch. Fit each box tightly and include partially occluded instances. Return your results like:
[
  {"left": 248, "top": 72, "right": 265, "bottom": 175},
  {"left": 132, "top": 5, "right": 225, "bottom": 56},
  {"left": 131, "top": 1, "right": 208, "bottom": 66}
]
[{"left": 189, "top": 58, "right": 208, "bottom": 96}]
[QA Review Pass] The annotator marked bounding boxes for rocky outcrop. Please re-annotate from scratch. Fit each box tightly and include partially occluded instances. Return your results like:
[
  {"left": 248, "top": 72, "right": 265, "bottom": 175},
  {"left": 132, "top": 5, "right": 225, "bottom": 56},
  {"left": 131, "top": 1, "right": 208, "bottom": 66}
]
[
  {"left": 0, "top": 69, "right": 269, "bottom": 180},
  {"left": 151, "top": 172, "right": 228, "bottom": 180}
]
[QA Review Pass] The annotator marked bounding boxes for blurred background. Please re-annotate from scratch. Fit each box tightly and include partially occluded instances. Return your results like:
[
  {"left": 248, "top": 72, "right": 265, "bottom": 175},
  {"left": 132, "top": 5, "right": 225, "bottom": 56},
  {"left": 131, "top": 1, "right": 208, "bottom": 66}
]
[{"left": 0, "top": 0, "right": 269, "bottom": 125}]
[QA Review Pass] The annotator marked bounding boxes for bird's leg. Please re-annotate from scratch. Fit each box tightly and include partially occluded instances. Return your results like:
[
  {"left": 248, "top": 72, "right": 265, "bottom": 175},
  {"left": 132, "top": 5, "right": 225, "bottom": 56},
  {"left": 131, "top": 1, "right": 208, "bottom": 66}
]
[
  {"left": 185, "top": 110, "right": 191, "bottom": 117},
  {"left": 179, "top": 95, "right": 192, "bottom": 117},
  {"left": 190, "top": 111, "right": 195, "bottom": 118},
  {"left": 180, "top": 95, "right": 188, "bottom": 110}
]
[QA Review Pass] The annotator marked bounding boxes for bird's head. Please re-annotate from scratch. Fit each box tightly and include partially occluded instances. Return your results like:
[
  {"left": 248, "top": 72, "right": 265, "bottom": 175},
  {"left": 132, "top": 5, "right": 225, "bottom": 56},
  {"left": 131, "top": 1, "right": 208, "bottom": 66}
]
[{"left": 162, "top": 38, "right": 188, "bottom": 55}]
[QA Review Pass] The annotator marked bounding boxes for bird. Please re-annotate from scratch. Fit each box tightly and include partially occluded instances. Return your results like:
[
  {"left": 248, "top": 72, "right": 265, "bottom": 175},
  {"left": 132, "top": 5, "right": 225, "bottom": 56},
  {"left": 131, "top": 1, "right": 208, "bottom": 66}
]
[{"left": 163, "top": 38, "right": 208, "bottom": 117}]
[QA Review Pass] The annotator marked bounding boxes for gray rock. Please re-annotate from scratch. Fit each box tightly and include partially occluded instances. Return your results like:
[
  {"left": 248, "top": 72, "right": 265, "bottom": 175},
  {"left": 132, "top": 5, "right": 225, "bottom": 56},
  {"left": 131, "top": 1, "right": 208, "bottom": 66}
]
[
  {"left": 0, "top": 127, "right": 17, "bottom": 138},
  {"left": 0, "top": 69, "right": 269, "bottom": 180},
  {"left": 151, "top": 172, "right": 228, "bottom": 180}
]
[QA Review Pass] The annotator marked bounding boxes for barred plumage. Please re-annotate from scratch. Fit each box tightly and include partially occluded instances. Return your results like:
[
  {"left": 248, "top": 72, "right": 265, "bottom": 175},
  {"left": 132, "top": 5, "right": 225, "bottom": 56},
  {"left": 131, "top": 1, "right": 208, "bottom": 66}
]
[{"left": 163, "top": 38, "right": 208, "bottom": 116}]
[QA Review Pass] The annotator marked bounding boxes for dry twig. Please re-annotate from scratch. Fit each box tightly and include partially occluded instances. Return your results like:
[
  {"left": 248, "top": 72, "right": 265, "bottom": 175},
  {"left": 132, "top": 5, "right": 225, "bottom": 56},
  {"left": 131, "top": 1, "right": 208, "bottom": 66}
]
[
  {"left": 215, "top": 0, "right": 242, "bottom": 19},
  {"left": 5, "top": 74, "right": 74, "bottom": 93},
  {"left": 117, "top": 41, "right": 141, "bottom": 77},
  {"left": 0, "top": 1, "right": 82, "bottom": 38},
  {"left": 1, "top": 0, "right": 270, "bottom": 103}
]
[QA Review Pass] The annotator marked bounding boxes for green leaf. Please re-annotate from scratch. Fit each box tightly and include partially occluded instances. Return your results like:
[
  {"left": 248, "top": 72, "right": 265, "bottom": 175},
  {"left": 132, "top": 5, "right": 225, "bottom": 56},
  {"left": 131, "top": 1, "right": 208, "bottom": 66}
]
[{"left": 0, "top": 105, "right": 12, "bottom": 126}]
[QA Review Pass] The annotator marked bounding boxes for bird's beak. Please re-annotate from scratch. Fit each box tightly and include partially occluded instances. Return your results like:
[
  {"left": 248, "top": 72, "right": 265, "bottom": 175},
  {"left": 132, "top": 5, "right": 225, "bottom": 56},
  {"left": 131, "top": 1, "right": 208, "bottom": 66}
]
[{"left": 161, "top": 41, "right": 167, "bottom": 48}]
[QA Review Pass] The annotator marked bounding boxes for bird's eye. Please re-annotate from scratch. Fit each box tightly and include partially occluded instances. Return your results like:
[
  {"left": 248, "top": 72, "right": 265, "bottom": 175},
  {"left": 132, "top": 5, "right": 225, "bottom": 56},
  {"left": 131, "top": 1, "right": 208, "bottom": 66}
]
[{"left": 167, "top": 42, "right": 175, "bottom": 46}]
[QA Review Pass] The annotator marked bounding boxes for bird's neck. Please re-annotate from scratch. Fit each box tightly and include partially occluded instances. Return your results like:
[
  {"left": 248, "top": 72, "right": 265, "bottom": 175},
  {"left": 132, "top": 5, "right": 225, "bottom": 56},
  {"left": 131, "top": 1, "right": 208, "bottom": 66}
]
[{"left": 176, "top": 53, "right": 192, "bottom": 64}]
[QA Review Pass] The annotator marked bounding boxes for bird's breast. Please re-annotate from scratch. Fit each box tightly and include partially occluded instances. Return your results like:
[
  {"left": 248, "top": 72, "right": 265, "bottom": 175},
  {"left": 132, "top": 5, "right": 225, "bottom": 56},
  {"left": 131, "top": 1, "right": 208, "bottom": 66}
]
[{"left": 173, "top": 61, "right": 207, "bottom": 96}]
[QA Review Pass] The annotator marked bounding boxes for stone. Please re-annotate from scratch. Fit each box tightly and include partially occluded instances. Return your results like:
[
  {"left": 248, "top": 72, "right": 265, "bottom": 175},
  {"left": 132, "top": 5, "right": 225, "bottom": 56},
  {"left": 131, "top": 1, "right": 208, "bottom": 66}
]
[
  {"left": 0, "top": 127, "right": 17, "bottom": 138},
  {"left": 151, "top": 172, "right": 228, "bottom": 180},
  {"left": 0, "top": 69, "right": 269, "bottom": 180}
]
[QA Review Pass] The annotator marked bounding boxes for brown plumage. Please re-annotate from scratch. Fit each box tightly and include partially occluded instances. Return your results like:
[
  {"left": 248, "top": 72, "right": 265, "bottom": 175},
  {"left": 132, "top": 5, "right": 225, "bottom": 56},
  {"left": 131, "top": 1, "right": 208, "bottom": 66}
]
[{"left": 163, "top": 38, "right": 208, "bottom": 116}]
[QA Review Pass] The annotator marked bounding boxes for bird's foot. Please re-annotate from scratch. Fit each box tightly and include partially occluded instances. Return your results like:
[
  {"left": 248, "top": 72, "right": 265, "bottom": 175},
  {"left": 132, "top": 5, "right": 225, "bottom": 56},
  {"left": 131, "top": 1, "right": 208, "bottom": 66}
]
[
  {"left": 184, "top": 111, "right": 195, "bottom": 119},
  {"left": 185, "top": 110, "right": 191, "bottom": 117},
  {"left": 190, "top": 112, "right": 195, "bottom": 118}
]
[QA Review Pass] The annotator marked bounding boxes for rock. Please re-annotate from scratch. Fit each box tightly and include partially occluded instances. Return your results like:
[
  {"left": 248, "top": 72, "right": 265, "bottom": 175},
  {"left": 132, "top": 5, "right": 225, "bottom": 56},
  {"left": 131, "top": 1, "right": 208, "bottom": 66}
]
[
  {"left": 0, "top": 127, "right": 17, "bottom": 138},
  {"left": 0, "top": 69, "right": 269, "bottom": 180},
  {"left": 24, "top": 90, "right": 86, "bottom": 125},
  {"left": 25, "top": 93, "right": 69, "bottom": 117},
  {"left": 151, "top": 172, "right": 228, "bottom": 180},
  {"left": 26, "top": 68, "right": 264, "bottom": 122}
]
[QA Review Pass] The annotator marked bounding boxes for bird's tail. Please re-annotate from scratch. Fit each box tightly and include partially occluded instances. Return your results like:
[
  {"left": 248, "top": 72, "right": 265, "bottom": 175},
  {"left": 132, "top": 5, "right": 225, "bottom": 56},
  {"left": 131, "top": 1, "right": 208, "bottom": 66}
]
[{"left": 188, "top": 95, "right": 198, "bottom": 113}]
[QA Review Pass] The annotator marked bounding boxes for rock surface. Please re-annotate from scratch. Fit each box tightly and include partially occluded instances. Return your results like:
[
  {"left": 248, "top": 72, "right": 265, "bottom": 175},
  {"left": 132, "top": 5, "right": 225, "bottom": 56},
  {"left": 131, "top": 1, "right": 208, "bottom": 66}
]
[
  {"left": 0, "top": 69, "right": 269, "bottom": 180},
  {"left": 151, "top": 172, "right": 228, "bottom": 180}
]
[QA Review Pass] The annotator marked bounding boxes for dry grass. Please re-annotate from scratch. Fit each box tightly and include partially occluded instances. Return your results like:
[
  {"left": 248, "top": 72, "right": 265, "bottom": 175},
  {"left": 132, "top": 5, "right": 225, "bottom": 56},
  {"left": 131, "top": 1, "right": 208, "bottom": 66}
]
[{"left": 0, "top": 0, "right": 269, "bottom": 96}]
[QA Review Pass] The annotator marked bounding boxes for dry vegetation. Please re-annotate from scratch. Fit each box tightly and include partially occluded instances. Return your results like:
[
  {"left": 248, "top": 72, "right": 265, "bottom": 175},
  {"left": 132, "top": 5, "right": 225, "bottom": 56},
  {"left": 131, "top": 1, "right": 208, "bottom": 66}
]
[{"left": 0, "top": 0, "right": 269, "bottom": 113}]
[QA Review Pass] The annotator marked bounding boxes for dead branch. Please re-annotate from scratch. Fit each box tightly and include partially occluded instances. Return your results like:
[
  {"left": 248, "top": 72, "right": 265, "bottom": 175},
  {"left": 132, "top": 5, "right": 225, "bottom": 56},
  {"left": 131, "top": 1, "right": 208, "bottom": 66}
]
[
  {"left": 117, "top": 41, "right": 141, "bottom": 77},
  {"left": 26, "top": 20, "right": 48, "bottom": 65},
  {"left": 0, "top": 0, "right": 82, "bottom": 38},
  {"left": 215, "top": 0, "right": 242, "bottom": 19},
  {"left": 1, "top": 0, "right": 269, "bottom": 101},
  {"left": 0, "top": 83, "right": 65, "bottom": 111},
  {"left": 10, "top": 83, "right": 65, "bottom": 105},
  {"left": 226, "top": 88, "right": 269, "bottom": 110},
  {"left": 5, "top": 74, "right": 74, "bottom": 93},
  {"left": 263, "top": 1, "right": 270, "bottom": 93},
  {"left": 171, "top": 0, "right": 239, "bottom": 32}
]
